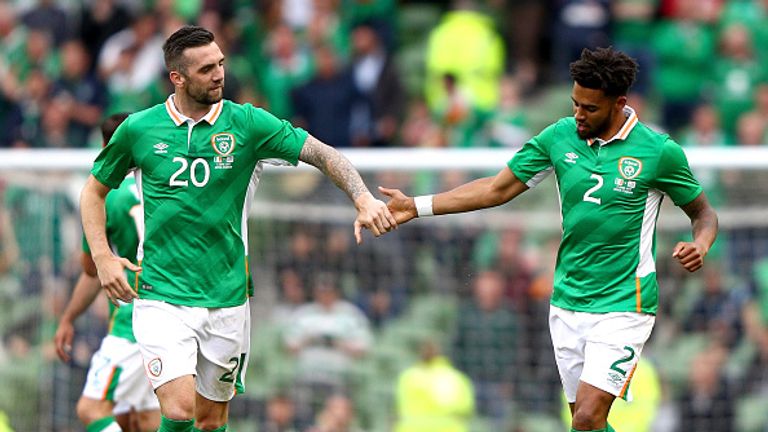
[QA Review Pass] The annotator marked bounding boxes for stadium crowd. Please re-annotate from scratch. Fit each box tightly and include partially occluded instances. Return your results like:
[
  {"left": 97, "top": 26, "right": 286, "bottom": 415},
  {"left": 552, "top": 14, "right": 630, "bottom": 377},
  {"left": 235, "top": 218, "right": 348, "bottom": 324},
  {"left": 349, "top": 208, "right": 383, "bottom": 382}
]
[{"left": 0, "top": 0, "right": 768, "bottom": 431}]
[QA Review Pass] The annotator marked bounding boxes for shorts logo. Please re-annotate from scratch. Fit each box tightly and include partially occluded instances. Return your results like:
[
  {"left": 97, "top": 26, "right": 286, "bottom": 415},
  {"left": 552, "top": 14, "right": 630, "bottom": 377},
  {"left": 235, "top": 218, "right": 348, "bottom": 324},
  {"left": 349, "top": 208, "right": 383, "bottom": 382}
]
[
  {"left": 607, "top": 371, "right": 624, "bottom": 387},
  {"left": 618, "top": 157, "right": 642, "bottom": 179},
  {"left": 211, "top": 133, "right": 235, "bottom": 156},
  {"left": 148, "top": 358, "right": 162, "bottom": 377}
]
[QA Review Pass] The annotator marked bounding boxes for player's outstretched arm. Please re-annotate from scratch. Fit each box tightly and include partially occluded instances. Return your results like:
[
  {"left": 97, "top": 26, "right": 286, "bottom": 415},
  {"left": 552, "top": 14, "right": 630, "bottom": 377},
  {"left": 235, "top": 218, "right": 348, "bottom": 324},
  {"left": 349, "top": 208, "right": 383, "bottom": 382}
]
[
  {"left": 81, "top": 175, "right": 140, "bottom": 303},
  {"left": 379, "top": 167, "right": 529, "bottom": 224},
  {"left": 299, "top": 135, "right": 397, "bottom": 243},
  {"left": 54, "top": 259, "right": 103, "bottom": 362},
  {"left": 673, "top": 192, "right": 718, "bottom": 272}
]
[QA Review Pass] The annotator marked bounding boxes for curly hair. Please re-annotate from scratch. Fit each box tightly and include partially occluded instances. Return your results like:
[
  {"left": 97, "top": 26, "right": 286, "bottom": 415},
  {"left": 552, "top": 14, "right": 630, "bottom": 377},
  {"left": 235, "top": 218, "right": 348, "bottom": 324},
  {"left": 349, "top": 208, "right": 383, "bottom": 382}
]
[
  {"left": 162, "top": 25, "right": 215, "bottom": 73},
  {"left": 569, "top": 47, "right": 638, "bottom": 97}
]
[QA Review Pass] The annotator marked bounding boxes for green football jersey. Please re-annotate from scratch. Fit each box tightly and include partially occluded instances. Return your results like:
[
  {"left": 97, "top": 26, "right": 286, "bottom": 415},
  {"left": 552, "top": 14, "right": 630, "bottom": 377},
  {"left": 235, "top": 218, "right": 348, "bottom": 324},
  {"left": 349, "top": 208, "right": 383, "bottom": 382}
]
[
  {"left": 91, "top": 96, "right": 307, "bottom": 307},
  {"left": 82, "top": 176, "right": 140, "bottom": 342},
  {"left": 508, "top": 107, "right": 702, "bottom": 314}
]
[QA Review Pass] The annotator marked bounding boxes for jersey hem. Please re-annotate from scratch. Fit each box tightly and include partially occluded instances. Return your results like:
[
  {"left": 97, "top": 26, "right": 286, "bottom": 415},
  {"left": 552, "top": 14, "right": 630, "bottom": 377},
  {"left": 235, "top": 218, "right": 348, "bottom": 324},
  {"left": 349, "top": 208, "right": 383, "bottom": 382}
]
[
  {"left": 550, "top": 300, "right": 657, "bottom": 316},
  {"left": 137, "top": 293, "right": 249, "bottom": 309}
]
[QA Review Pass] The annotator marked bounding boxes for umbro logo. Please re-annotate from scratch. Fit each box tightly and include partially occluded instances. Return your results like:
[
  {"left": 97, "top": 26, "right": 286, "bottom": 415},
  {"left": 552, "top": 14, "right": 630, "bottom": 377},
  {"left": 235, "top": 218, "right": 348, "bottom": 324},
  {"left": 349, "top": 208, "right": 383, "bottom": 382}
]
[
  {"left": 153, "top": 143, "right": 169, "bottom": 154},
  {"left": 565, "top": 152, "right": 579, "bottom": 164}
]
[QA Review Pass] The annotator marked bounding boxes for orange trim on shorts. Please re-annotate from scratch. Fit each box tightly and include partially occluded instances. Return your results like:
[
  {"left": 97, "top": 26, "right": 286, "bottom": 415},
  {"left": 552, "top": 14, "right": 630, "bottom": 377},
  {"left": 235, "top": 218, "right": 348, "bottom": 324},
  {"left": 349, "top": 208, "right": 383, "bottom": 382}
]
[
  {"left": 102, "top": 366, "right": 118, "bottom": 400},
  {"left": 135, "top": 260, "right": 141, "bottom": 292},
  {"left": 635, "top": 277, "right": 641, "bottom": 312},
  {"left": 618, "top": 362, "right": 638, "bottom": 399},
  {"left": 245, "top": 258, "right": 250, "bottom": 299}
]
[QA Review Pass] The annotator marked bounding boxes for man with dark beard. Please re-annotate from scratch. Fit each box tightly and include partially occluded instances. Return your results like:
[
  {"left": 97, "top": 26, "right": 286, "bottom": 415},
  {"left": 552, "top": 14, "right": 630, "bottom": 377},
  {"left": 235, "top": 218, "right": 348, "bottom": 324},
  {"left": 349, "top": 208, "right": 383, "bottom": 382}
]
[
  {"left": 380, "top": 47, "right": 718, "bottom": 432},
  {"left": 80, "top": 26, "right": 395, "bottom": 432}
]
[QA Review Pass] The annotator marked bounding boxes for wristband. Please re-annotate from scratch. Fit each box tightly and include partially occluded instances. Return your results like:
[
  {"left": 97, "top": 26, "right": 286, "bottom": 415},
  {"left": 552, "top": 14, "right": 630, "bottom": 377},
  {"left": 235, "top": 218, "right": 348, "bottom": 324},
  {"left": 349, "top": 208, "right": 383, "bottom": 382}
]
[{"left": 414, "top": 195, "right": 434, "bottom": 217}]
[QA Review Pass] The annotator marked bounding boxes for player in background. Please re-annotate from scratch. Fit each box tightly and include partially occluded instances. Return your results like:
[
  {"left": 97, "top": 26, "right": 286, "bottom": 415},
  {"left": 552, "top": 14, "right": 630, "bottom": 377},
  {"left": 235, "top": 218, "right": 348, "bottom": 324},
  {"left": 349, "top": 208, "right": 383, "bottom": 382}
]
[
  {"left": 54, "top": 113, "right": 160, "bottom": 432},
  {"left": 380, "top": 47, "right": 718, "bottom": 432},
  {"left": 80, "top": 26, "right": 395, "bottom": 432}
]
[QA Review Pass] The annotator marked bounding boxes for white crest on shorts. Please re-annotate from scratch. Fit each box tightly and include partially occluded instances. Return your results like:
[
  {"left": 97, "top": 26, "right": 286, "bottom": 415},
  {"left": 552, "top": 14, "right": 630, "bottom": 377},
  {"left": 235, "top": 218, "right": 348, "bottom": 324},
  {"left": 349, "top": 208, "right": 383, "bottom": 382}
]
[{"left": 148, "top": 357, "right": 163, "bottom": 377}]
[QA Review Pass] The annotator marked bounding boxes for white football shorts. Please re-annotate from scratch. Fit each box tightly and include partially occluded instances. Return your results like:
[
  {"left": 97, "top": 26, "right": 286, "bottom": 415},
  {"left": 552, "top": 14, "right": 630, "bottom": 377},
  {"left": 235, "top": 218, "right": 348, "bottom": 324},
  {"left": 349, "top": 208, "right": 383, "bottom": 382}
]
[
  {"left": 132, "top": 299, "right": 251, "bottom": 402},
  {"left": 549, "top": 305, "right": 655, "bottom": 403},
  {"left": 82, "top": 335, "right": 160, "bottom": 414}
]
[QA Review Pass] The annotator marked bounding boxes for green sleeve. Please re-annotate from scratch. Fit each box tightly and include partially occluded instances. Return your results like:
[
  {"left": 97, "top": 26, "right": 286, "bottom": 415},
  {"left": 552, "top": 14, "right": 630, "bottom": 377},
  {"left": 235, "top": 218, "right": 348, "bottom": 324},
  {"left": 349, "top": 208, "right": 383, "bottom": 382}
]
[
  {"left": 91, "top": 118, "right": 136, "bottom": 189},
  {"left": 245, "top": 104, "right": 308, "bottom": 166},
  {"left": 507, "top": 121, "right": 556, "bottom": 185},
  {"left": 81, "top": 233, "right": 90, "bottom": 255},
  {"left": 654, "top": 138, "right": 703, "bottom": 206}
]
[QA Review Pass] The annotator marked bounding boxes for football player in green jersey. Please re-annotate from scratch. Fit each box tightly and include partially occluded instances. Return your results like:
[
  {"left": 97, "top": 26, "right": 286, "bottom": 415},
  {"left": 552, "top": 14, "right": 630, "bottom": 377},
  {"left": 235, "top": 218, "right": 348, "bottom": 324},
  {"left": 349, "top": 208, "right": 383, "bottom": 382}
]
[
  {"left": 55, "top": 113, "right": 160, "bottom": 432},
  {"left": 80, "top": 26, "right": 395, "bottom": 432},
  {"left": 381, "top": 47, "right": 718, "bottom": 432}
]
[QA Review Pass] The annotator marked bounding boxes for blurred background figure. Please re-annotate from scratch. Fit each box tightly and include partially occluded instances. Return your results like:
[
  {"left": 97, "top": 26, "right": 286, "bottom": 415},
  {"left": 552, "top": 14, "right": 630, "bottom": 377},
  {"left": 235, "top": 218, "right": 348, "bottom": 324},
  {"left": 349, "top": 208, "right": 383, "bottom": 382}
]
[{"left": 395, "top": 338, "right": 475, "bottom": 432}]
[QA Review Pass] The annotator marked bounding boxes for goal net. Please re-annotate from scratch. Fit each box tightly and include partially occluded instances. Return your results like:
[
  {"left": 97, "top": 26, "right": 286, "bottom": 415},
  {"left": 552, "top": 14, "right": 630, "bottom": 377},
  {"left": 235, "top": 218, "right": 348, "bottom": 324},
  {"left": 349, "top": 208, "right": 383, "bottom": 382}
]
[{"left": 0, "top": 147, "right": 767, "bottom": 432}]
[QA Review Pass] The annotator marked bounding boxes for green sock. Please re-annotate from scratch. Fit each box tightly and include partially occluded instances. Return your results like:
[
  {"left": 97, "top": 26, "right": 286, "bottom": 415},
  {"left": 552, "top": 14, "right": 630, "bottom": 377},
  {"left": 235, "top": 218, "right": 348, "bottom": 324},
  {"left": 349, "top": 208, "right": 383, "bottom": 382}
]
[
  {"left": 86, "top": 416, "right": 121, "bottom": 432},
  {"left": 606, "top": 424, "right": 616, "bottom": 432},
  {"left": 159, "top": 416, "right": 195, "bottom": 432},
  {"left": 193, "top": 425, "right": 227, "bottom": 432}
]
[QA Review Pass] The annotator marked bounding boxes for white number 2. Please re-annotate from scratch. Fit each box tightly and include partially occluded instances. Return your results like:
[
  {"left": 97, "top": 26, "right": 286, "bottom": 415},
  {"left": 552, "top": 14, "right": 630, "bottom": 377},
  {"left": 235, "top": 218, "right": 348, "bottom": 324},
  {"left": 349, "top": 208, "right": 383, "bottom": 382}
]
[
  {"left": 170, "top": 157, "right": 210, "bottom": 187},
  {"left": 583, "top": 173, "right": 603, "bottom": 205}
]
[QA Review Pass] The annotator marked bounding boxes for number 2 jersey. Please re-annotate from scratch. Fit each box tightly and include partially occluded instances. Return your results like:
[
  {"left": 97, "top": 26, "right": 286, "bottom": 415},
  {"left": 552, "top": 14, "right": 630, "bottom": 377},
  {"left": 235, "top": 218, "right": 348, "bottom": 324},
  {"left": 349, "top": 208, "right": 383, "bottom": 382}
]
[
  {"left": 91, "top": 96, "right": 308, "bottom": 308},
  {"left": 508, "top": 107, "right": 702, "bottom": 314}
]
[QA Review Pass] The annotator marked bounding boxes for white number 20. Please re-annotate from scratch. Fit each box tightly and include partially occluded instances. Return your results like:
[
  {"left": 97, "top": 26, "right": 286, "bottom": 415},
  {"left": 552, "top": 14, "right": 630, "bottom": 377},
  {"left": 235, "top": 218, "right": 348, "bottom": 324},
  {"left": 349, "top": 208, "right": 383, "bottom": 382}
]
[
  {"left": 170, "top": 157, "right": 210, "bottom": 187},
  {"left": 583, "top": 173, "right": 603, "bottom": 205}
]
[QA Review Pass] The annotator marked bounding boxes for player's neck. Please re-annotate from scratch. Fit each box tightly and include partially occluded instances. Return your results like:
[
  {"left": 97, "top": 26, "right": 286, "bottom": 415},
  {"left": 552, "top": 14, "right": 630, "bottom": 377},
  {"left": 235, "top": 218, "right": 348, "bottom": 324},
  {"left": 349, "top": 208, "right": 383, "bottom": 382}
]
[
  {"left": 597, "top": 110, "right": 629, "bottom": 141},
  {"left": 172, "top": 93, "right": 212, "bottom": 122}
]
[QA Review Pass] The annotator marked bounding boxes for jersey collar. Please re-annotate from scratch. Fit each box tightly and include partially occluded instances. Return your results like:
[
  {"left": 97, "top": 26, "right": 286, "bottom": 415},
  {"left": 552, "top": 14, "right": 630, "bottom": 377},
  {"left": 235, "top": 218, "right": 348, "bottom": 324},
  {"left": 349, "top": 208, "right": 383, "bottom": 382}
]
[
  {"left": 587, "top": 105, "right": 638, "bottom": 147},
  {"left": 164, "top": 94, "right": 224, "bottom": 126}
]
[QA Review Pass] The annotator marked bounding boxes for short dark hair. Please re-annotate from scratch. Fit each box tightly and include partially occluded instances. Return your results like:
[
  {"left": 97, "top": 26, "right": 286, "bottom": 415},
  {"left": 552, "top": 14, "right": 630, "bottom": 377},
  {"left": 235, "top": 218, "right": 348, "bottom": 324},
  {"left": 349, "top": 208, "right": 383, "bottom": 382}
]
[
  {"left": 101, "top": 112, "right": 130, "bottom": 146},
  {"left": 162, "top": 25, "right": 215, "bottom": 73},
  {"left": 569, "top": 47, "right": 638, "bottom": 97}
]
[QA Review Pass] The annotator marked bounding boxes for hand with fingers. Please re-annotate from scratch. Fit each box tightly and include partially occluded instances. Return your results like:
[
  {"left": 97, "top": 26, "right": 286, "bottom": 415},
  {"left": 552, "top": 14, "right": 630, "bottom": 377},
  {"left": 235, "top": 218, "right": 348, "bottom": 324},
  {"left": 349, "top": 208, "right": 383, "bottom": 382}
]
[
  {"left": 353, "top": 192, "right": 397, "bottom": 244},
  {"left": 378, "top": 186, "right": 418, "bottom": 224},
  {"left": 672, "top": 241, "right": 707, "bottom": 272},
  {"left": 54, "top": 319, "right": 75, "bottom": 362},
  {"left": 95, "top": 255, "right": 141, "bottom": 305}
]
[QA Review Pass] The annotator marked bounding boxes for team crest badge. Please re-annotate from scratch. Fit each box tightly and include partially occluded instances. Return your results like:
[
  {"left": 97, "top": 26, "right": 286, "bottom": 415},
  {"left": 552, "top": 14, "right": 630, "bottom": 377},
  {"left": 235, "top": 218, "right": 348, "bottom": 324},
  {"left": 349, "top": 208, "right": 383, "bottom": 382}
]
[
  {"left": 148, "top": 358, "right": 163, "bottom": 377},
  {"left": 211, "top": 133, "right": 235, "bottom": 156},
  {"left": 618, "top": 157, "right": 642, "bottom": 179}
]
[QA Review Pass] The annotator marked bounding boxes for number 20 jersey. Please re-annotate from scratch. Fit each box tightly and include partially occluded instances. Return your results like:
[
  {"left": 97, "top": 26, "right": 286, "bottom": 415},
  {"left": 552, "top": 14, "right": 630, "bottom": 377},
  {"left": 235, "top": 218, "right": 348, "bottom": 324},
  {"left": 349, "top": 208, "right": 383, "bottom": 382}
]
[
  {"left": 91, "top": 96, "right": 308, "bottom": 308},
  {"left": 508, "top": 107, "right": 702, "bottom": 314}
]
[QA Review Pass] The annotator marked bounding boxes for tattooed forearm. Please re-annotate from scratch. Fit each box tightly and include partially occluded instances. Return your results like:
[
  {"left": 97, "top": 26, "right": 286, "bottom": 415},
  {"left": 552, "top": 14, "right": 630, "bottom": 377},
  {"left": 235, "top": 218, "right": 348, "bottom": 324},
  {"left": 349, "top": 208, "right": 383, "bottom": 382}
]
[{"left": 299, "top": 135, "right": 369, "bottom": 200}]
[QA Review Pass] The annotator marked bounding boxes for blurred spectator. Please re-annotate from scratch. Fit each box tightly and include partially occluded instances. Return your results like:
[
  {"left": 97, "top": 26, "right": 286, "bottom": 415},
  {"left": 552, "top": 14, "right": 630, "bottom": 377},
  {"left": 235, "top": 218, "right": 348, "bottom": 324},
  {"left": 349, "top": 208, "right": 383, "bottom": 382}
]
[
  {"left": 395, "top": 338, "right": 475, "bottom": 432},
  {"left": 718, "top": 0, "right": 768, "bottom": 74},
  {"left": 7, "top": 28, "right": 60, "bottom": 83},
  {"left": 434, "top": 73, "right": 483, "bottom": 147},
  {"left": 261, "top": 24, "right": 315, "bottom": 120},
  {"left": 400, "top": 98, "right": 443, "bottom": 147},
  {"left": 261, "top": 393, "right": 300, "bottom": 432},
  {"left": 452, "top": 270, "right": 519, "bottom": 427},
  {"left": 307, "top": 393, "right": 362, "bottom": 432},
  {"left": 27, "top": 98, "right": 78, "bottom": 148},
  {"left": 611, "top": 0, "right": 658, "bottom": 96},
  {"left": 292, "top": 45, "right": 360, "bottom": 148},
  {"left": 51, "top": 39, "right": 106, "bottom": 147},
  {"left": 681, "top": 103, "right": 729, "bottom": 147},
  {"left": 425, "top": 1, "right": 504, "bottom": 115},
  {"left": 551, "top": 0, "right": 612, "bottom": 82},
  {"left": 15, "top": 68, "right": 52, "bottom": 148},
  {"left": 485, "top": 76, "right": 529, "bottom": 149},
  {"left": 77, "top": 0, "right": 132, "bottom": 69},
  {"left": 272, "top": 268, "right": 309, "bottom": 326},
  {"left": 306, "top": 0, "right": 350, "bottom": 58},
  {"left": 0, "top": 182, "right": 19, "bottom": 280},
  {"left": 340, "top": 0, "right": 398, "bottom": 50},
  {"left": 21, "top": 0, "right": 71, "bottom": 46},
  {"left": 744, "top": 258, "right": 768, "bottom": 377},
  {"left": 284, "top": 273, "right": 373, "bottom": 422},
  {"left": 677, "top": 344, "right": 735, "bottom": 432},
  {"left": 651, "top": 0, "right": 715, "bottom": 133},
  {"left": 349, "top": 21, "right": 405, "bottom": 147},
  {"left": 682, "top": 265, "right": 747, "bottom": 348},
  {"left": 98, "top": 12, "right": 165, "bottom": 113},
  {"left": 276, "top": 223, "right": 322, "bottom": 290},
  {"left": 734, "top": 111, "right": 767, "bottom": 146},
  {"left": 499, "top": 0, "right": 544, "bottom": 91},
  {"left": 709, "top": 23, "right": 765, "bottom": 139},
  {"left": 753, "top": 83, "right": 768, "bottom": 124}
]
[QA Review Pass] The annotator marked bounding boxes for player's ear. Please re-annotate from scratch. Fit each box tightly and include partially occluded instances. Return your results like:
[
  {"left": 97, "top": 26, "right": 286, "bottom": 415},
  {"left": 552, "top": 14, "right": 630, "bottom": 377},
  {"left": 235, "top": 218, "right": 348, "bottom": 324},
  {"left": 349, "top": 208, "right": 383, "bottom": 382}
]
[{"left": 169, "top": 70, "right": 185, "bottom": 87}]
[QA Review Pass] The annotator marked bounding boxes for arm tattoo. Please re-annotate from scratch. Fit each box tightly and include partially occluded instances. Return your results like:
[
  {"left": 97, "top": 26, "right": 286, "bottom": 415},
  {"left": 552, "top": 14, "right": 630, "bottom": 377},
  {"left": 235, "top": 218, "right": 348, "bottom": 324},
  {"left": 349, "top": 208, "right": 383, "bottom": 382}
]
[{"left": 299, "top": 135, "right": 369, "bottom": 200}]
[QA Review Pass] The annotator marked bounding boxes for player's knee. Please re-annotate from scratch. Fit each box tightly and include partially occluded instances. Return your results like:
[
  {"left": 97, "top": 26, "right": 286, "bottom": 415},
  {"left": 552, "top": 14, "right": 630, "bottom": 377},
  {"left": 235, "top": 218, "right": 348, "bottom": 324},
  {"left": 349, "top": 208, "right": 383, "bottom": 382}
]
[
  {"left": 76, "top": 397, "right": 113, "bottom": 425},
  {"left": 571, "top": 407, "right": 606, "bottom": 430},
  {"left": 138, "top": 409, "right": 161, "bottom": 431}
]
